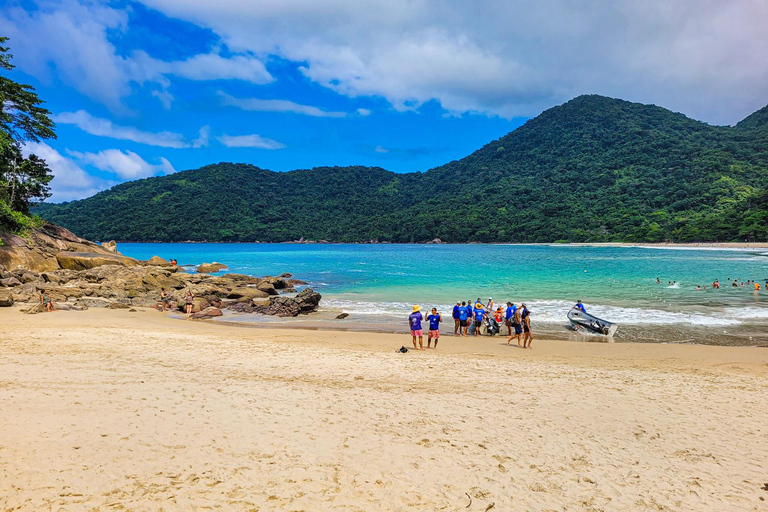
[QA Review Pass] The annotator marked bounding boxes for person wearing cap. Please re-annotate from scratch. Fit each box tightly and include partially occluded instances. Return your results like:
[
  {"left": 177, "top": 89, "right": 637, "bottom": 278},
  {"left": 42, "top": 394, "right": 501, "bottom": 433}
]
[
  {"left": 486, "top": 297, "right": 495, "bottom": 311},
  {"left": 452, "top": 301, "right": 462, "bottom": 335},
  {"left": 521, "top": 303, "right": 533, "bottom": 349},
  {"left": 408, "top": 305, "right": 425, "bottom": 350},
  {"left": 426, "top": 307, "right": 442, "bottom": 349},
  {"left": 472, "top": 301, "right": 485, "bottom": 337},
  {"left": 574, "top": 300, "right": 586, "bottom": 313}
]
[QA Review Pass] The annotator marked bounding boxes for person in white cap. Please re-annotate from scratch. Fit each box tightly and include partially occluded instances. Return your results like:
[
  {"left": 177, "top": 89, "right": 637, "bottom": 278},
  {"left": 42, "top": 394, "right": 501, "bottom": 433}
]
[{"left": 408, "top": 305, "right": 424, "bottom": 350}]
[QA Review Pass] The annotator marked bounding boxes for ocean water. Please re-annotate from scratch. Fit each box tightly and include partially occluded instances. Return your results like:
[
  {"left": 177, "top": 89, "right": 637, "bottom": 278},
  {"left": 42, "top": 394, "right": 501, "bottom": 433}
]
[{"left": 119, "top": 243, "right": 768, "bottom": 345}]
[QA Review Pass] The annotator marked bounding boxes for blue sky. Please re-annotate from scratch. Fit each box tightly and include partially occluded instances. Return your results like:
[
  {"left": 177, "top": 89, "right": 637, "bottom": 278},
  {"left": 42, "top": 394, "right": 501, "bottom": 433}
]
[{"left": 1, "top": 0, "right": 767, "bottom": 202}]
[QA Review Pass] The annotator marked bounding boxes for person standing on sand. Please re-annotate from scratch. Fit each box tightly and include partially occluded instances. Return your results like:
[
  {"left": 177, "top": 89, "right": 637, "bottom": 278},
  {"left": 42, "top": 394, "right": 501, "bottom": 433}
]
[
  {"left": 409, "top": 305, "right": 424, "bottom": 350},
  {"left": 505, "top": 302, "right": 517, "bottom": 336},
  {"left": 426, "top": 307, "right": 442, "bottom": 349},
  {"left": 452, "top": 301, "right": 461, "bottom": 335},
  {"left": 521, "top": 303, "right": 533, "bottom": 349},
  {"left": 160, "top": 288, "right": 170, "bottom": 312},
  {"left": 473, "top": 301, "right": 485, "bottom": 337},
  {"left": 185, "top": 290, "right": 195, "bottom": 317},
  {"left": 509, "top": 305, "right": 523, "bottom": 346},
  {"left": 458, "top": 301, "right": 470, "bottom": 336}
]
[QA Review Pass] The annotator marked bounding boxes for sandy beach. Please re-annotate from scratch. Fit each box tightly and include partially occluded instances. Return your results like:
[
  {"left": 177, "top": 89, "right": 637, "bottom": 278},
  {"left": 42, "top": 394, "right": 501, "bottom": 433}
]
[{"left": 1, "top": 307, "right": 767, "bottom": 511}]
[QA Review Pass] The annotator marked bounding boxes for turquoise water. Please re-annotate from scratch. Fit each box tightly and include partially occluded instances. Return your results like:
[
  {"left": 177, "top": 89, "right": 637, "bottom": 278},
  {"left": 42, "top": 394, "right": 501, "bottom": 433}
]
[{"left": 119, "top": 243, "right": 768, "bottom": 345}]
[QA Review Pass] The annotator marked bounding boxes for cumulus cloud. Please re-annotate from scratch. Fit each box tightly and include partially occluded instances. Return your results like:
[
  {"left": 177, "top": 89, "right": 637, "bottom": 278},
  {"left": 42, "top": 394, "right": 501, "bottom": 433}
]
[
  {"left": 22, "top": 142, "right": 116, "bottom": 202},
  {"left": 0, "top": 1, "right": 272, "bottom": 109},
  {"left": 67, "top": 149, "right": 176, "bottom": 179},
  {"left": 219, "top": 92, "right": 347, "bottom": 118},
  {"left": 136, "top": 0, "right": 768, "bottom": 124},
  {"left": 53, "top": 110, "right": 210, "bottom": 148},
  {"left": 217, "top": 134, "right": 286, "bottom": 149}
]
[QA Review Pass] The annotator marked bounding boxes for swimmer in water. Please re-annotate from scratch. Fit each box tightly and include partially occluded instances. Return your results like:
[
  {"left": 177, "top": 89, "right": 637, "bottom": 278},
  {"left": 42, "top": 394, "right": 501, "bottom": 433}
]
[{"left": 656, "top": 277, "right": 661, "bottom": 284}]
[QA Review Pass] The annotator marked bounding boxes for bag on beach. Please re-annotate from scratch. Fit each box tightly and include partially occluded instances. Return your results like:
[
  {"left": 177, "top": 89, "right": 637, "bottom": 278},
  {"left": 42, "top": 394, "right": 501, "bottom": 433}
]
[{"left": 398, "top": 346, "right": 408, "bottom": 353}]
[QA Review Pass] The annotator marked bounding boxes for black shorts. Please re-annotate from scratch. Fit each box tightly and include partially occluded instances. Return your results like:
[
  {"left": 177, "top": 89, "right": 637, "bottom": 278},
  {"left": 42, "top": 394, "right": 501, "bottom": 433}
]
[
  {"left": 523, "top": 324, "right": 530, "bottom": 333},
  {"left": 475, "top": 320, "right": 483, "bottom": 328},
  {"left": 459, "top": 319, "right": 468, "bottom": 327},
  {"left": 513, "top": 323, "right": 522, "bottom": 334}
]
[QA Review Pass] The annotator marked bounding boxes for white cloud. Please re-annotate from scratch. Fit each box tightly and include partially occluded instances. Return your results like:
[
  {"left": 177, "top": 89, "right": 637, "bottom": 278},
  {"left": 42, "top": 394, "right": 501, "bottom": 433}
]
[
  {"left": 217, "top": 134, "right": 286, "bottom": 149},
  {"left": 136, "top": 0, "right": 768, "bottom": 124},
  {"left": 68, "top": 149, "right": 176, "bottom": 179},
  {"left": 219, "top": 92, "right": 347, "bottom": 118},
  {"left": 374, "top": 145, "right": 388, "bottom": 153},
  {"left": 22, "top": 142, "right": 116, "bottom": 202},
  {"left": 356, "top": 108, "right": 372, "bottom": 116},
  {"left": 53, "top": 110, "right": 209, "bottom": 148},
  {"left": 0, "top": 1, "right": 272, "bottom": 110}
]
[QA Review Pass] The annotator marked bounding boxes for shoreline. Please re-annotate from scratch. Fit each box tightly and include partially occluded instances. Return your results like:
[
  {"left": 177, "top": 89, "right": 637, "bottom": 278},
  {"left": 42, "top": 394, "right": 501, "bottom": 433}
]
[
  {"left": 110, "top": 240, "right": 768, "bottom": 249},
  {"left": 1, "top": 306, "right": 767, "bottom": 510}
]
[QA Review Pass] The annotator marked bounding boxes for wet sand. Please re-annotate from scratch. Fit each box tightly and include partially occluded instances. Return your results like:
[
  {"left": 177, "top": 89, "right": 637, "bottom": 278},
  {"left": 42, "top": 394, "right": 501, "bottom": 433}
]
[{"left": 1, "top": 307, "right": 767, "bottom": 510}]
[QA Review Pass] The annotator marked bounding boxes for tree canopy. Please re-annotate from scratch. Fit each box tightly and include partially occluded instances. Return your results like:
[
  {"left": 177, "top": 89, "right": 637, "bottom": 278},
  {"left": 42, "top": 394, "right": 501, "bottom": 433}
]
[
  {"left": 35, "top": 95, "right": 768, "bottom": 243},
  {"left": 0, "top": 37, "right": 55, "bottom": 232}
]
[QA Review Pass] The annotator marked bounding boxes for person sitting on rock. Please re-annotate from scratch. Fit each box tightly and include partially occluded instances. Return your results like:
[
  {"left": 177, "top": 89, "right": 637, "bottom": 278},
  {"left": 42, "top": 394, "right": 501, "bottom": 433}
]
[{"left": 40, "top": 290, "right": 57, "bottom": 312}]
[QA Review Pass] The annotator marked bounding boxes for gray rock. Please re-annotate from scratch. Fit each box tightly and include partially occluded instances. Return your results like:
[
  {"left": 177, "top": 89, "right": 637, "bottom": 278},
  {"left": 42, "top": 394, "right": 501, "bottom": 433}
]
[
  {"left": 336, "top": 312, "right": 349, "bottom": 320},
  {"left": 0, "top": 289, "right": 14, "bottom": 306},
  {"left": 0, "top": 277, "right": 22, "bottom": 287}
]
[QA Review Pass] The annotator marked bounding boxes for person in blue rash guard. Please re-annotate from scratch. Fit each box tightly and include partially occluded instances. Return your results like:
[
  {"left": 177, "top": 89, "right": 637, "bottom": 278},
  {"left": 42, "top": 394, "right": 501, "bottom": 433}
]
[
  {"left": 452, "top": 301, "right": 461, "bottom": 335},
  {"left": 504, "top": 302, "right": 517, "bottom": 336},
  {"left": 458, "top": 301, "right": 469, "bottom": 336},
  {"left": 408, "top": 305, "right": 424, "bottom": 351},
  {"left": 574, "top": 300, "right": 586, "bottom": 312},
  {"left": 472, "top": 302, "right": 485, "bottom": 337},
  {"left": 426, "top": 307, "right": 442, "bottom": 349}
]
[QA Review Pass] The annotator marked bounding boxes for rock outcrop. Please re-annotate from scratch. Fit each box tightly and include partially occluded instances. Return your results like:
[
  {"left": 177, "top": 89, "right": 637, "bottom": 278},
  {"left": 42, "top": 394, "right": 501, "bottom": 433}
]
[
  {"left": 190, "top": 307, "right": 223, "bottom": 319},
  {"left": 0, "top": 289, "right": 14, "bottom": 306},
  {"left": 101, "top": 240, "right": 117, "bottom": 252},
  {"left": 0, "top": 223, "right": 136, "bottom": 272},
  {"left": 231, "top": 288, "right": 322, "bottom": 317},
  {"left": 197, "top": 262, "right": 228, "bottom": 273},
  {"left": 145, "top": 255, "right": 171, "bottom": 266},
  {"left": 56, "top": 252, "right": 140, "bottom": 271}
]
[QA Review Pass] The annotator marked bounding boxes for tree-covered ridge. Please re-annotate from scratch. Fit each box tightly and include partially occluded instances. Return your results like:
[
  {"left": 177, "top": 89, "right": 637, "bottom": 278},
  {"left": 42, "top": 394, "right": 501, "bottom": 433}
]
[{"left": 36, "top": 95, "right": 768, "bottom": 243}]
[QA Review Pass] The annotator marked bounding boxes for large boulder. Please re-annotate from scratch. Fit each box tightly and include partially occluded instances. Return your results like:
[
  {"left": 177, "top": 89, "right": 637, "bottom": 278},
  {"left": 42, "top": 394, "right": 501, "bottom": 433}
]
[
  {"left": 197, "top": 262, "right": 228, "bottom": 273},
  {"left": 227, "top": 287, "right": 269, "bottom": 300},
  {"left": 256, "top": 281, "right": 279, "bottom": 295},
  {"left": 0, "top": 289, "right": 14, "bottom": 306},
  {"left": 56, "top": 252, "right": 139, "bottom": 271},
  {"left": 246, "top": 288, "right": 322, "bottom": 317},
  {"left": 0, "top": 277, "right": 22, "bottom": 287},
  {"left": 145, "top": 255, "right": 171, "bottom": 266},
  {"left": 101, "top": 240, "right": 117, "bottom": 253},
  {"left": 190, "top": 306, "right": 223, "bottom": 319}
]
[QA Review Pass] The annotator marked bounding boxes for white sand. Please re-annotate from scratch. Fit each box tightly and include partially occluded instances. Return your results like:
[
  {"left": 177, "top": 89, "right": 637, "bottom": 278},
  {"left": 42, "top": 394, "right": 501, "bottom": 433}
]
[{"left": 1, "top": 307, "right": 767, "bottom": 511}]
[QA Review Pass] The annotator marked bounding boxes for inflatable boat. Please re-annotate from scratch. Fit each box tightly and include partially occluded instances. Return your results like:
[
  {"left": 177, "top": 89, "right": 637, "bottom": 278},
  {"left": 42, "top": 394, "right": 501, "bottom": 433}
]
[{"left": 567, "top": 307, "right": 618, "bottom": 336}]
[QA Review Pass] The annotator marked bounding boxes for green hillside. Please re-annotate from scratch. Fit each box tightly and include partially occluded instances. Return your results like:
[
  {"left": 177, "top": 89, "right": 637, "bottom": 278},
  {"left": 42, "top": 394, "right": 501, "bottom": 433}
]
[{"left": 36, "top": 95, "right": 768, "bottom": 243}]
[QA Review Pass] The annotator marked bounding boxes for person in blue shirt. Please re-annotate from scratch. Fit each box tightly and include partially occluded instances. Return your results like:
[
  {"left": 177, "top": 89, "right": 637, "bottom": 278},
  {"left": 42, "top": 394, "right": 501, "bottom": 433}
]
[
  {"left": 504, "top": 302, "right": 517, "bottom": 336},
  {"left": 426, "top": 307, "right": 442, "bottom": 349},
  {"left": 472, "top": 302, "right": 485, "bottom": 337},
  {"left": 452, "top": 301, "right": 461, "bottom": 335},
  {"left": 574, "top": 300, "right": 586, "bottom": 313},
  {"left": 408, "top": 305, "right": 424, "bottom": 350},
  {"left": 458, "top": 301, "right": 470, "bottom": 337}
]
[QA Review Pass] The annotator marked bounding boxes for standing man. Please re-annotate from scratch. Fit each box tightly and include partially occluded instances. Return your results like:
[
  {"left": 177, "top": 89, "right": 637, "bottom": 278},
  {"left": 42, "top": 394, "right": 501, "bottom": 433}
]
[
  {"left": 409, "top": 305, "right": 424, "bottom": 350},
  {"left": 509, "top": 305, "right": 523, "bottom": 346},
  {"left": 426, "top": 307, "right": 442, "bottom": 349},
  {"left": 458, "top": 301, "right": 470, "bottom": 336},
  {"left": 473, "top": 301, "right": 485, "bottom": 337},
  {"left": 504, "top": 301, "right": 517, "bottom": 336},
  {"left": 452, "top": 301, "right": 461, "bottom": 335},
  {"left": 521, "top": 303, "right": 533, "bottom": 349}
]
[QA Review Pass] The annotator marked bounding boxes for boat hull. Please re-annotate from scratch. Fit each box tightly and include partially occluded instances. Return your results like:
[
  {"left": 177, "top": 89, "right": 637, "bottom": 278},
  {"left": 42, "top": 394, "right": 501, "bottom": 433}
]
[{"left": 567, "top": 308, "right": 618, "bottom": 336}]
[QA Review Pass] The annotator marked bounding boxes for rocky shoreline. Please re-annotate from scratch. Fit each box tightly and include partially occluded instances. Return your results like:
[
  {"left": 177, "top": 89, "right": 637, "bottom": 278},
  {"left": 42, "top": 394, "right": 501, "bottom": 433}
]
[{"left": 0, "top": 224, "right": 321, "bottom": 318}]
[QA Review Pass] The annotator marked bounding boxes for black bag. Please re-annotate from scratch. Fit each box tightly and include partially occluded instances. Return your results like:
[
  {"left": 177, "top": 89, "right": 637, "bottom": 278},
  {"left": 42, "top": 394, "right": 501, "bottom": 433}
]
[{"left": 398, "top": 346, "right": 408, "bottom": 353}]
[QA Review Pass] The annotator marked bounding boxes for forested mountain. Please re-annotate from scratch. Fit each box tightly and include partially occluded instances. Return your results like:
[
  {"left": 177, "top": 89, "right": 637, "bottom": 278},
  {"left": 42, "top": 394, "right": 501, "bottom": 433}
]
[{"left": 36, "top": 95, "right": 768, "bottom": 243}]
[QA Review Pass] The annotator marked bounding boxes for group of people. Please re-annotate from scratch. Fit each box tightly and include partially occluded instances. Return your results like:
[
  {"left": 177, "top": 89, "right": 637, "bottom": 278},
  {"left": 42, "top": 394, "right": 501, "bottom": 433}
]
[
  {"left": 658, "top": 276, "right": 767, "bottom": 291},
  {"left": 406, "top": 298, "right": 535, "bottom": 351}
]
